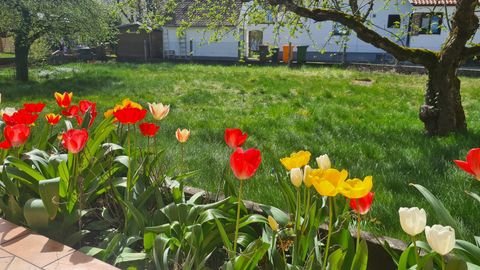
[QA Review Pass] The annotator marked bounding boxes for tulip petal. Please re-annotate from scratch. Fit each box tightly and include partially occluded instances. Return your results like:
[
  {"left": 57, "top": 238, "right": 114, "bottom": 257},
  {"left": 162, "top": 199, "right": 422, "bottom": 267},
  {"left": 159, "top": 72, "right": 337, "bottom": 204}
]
[
  {"left": 454, "top": 160, "right": 475, "bottom": 176},
  {"left": 466, "top": 148, "right": 480, "bottom": 176}
]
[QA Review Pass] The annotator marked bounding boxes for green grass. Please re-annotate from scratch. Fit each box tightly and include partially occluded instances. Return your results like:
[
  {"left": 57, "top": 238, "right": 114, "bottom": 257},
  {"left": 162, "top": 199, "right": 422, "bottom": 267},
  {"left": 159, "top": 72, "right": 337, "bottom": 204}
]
[
  {"left": 1, "top": 62, "right": 479, "bottom": 240},
  {"left": 0, "top": 52, "right": 14, "bottom": 58}
]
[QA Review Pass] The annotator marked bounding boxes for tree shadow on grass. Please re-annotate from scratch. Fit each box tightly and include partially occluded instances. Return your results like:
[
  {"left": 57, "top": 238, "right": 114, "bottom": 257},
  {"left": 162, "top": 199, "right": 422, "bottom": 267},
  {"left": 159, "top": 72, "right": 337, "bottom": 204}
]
[{"left": 0, "top": 72, "right": 120, "bottom": 102}]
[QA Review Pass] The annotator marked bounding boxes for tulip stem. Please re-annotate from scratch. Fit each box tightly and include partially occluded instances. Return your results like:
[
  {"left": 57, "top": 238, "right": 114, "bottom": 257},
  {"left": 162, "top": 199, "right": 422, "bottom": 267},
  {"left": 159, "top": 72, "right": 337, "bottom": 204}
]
[
  {"left": 126, "top": 125, "right": 132, "bottom": 202},
  {"left": 293, "top": 187, "right": 301, "bottom": 264},
  {"left": 322, "top": 197, "right": 334, "bottom": 270},
  {"left": 441, "top": 256, "right": 446, "bottom": 270},
  {"left": 232, "top": 180, "right": 244, "bottom": 261},
  {"left": 412, "top": 235, "right": 420, "bottom": 265},
  {"left": 356, "top": 213, "right": 361, "bottom": 252}
]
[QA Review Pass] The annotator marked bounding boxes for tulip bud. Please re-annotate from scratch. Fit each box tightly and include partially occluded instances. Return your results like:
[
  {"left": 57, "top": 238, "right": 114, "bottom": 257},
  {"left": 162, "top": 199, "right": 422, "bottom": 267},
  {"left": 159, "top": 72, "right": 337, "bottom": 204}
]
[
  {"left": 316, "top": 154, "right": 331, "bottom": 170},
  {"left": 398, "top": 207, "right": 427, "bottom": 236},
  {"left": 268, "top": 215, "right": 279, "bottom": 232},
  {"left": 303, "top": 165, "right": 312, "bottom": 187},
  {"left": 290, "top": 168, "right": 303, "bottom": 188},
  {"left": 425, "top": 225, "right": 455, "bottom": 255}
]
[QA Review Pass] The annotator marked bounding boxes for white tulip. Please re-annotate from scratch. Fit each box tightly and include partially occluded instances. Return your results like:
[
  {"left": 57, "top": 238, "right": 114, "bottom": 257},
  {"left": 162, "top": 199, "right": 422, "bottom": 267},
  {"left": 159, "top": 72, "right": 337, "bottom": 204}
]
[
  {"left": 0, "top": 107, "right": 16, "bottom": 117},
  {"left": 425, "top": 225, "right": 455, "bottom": 255},
  {"left": 290, "top": 167, "right": 303, "bottom": 188},
  {"left": 398, "top": 207, "right": 427, "bottom": 236},
  {"left": 303, "top": 165, "right": 312, "bottom": 187},
  {"left": 316, "top": 154, "right": 331, "bottom": 170}
]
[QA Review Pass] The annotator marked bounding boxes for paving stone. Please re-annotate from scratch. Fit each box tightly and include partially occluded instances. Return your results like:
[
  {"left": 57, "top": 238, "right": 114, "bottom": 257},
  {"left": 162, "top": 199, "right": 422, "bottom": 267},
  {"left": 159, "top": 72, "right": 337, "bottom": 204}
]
[
  {"left": 0, "top": 219, "right": 29, "bottom": 245},
  {"left": 0, "top": 233, "right": 73, "bottom": 268},
  {"left": 44, "top": 251, "right": 119, "bottom": 270}
]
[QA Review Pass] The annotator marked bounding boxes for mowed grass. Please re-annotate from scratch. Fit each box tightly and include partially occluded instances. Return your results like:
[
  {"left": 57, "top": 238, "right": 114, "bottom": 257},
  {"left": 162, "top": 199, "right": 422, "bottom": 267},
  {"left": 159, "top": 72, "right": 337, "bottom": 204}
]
[{"left": 1, "top": 62, "right": 480, "bottom": 240}]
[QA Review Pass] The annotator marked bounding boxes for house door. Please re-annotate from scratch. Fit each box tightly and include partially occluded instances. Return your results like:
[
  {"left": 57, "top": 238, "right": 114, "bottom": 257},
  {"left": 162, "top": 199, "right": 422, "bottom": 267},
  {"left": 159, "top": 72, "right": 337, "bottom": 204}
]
[{"left": 248, "top": 30, "right": 263, "bottom": 57}]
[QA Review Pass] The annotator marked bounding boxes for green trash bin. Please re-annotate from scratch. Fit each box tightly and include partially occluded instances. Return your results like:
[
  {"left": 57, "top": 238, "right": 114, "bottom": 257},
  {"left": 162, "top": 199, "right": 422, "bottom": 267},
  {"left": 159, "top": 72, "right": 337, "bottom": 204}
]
[
  {"left": 259, "top": 45, "right": 269, "bottom": 63},
  {"left": 297, "top": 45, "right": 309, "bottom": 64},
  {"left": 271, "top": 47, "right": 279, "bottom": 64}
]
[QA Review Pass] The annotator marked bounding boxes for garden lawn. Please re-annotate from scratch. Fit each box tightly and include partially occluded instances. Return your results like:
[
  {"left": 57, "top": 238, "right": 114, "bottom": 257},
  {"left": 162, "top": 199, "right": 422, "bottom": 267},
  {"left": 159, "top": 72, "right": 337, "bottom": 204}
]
[
  {"left": 1, "top": 62, "right": 479, "bottom": 240},
  {"left": 0, "top": 53, "right": 14, "bottom": 58}
]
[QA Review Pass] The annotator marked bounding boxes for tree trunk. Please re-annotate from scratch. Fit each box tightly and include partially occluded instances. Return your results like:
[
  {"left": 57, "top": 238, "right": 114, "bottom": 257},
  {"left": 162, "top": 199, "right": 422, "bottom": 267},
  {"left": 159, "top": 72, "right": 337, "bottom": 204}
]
[
  {"left": 14, "top": 36, "right": 30, "bottom": 82},
  {"left": 419, "top": 65, "right": 466, "bottom": 136}
]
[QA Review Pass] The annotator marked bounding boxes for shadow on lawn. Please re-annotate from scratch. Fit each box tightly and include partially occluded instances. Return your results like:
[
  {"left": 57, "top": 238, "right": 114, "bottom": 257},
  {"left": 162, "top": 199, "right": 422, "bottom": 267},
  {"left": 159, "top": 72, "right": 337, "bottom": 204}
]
[{"left": 0, "top": 72, "right": 119, "bottom": 102}]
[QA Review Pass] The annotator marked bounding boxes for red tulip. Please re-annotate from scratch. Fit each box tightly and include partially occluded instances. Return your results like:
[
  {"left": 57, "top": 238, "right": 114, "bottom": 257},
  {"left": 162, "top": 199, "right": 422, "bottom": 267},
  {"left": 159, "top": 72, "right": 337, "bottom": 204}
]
[
  {"left": 23, "top": 102, "right": 45, "bottom": 114},
  {"left": 61, "top": 129, "right": 89, "bottom": 154},
  {"left": 139, "top": 122, "right": 160, "bottom": 137},
  {"left": 77, "top": 100, "right": 97, "bottom": 127},
  {"left": 113, "top": 107, "right": 147, "bottom": 125},
  {"left": 349, "top": 192, "right": 374, "bottom": 215},
  {"left": 55, "top": 92, "right": 73, "bottom": 108},
  {"left": 230, "top": 147, "right": 261, "bottom": 180},
  {"left": 454, "top": 148, "right": 480, "bottom": 180},
  {"left": 45, "top": 113, "right": 62, "bottom": 126},
  {"left": 3, "top": 109, "right": 38, "bottom": 126},
  {"left": 4, "top": 124, "right": 30, "bottom": 147},
  {"left": 62, "top": 105, "right": 79, "bottom": 118},
  {"left": 0, "top": 140, "right": 11, "bottom": 149},
  {"left": 224, "top": 128, "right": 248, "bottom": 149}
]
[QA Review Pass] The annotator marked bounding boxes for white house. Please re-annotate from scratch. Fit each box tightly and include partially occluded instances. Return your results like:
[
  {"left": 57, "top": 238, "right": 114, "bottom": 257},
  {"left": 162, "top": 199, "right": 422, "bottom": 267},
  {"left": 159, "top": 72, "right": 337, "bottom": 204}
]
[
  {"left": 117, "top": 0, "right": 480, "bottom": 63},
  {"left": 161, "top": 0, "right": 241, "bottom": 61},
  {"left": 242, "top": 0, "right": 480, "bottom": 63}
]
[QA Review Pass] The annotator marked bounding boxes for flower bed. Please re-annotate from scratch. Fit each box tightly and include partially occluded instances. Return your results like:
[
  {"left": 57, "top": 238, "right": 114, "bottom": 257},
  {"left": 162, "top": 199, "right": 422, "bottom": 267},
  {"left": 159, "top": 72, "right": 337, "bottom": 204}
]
[{"left": 0, "top": 92, "right": 478, "bottom": 269}]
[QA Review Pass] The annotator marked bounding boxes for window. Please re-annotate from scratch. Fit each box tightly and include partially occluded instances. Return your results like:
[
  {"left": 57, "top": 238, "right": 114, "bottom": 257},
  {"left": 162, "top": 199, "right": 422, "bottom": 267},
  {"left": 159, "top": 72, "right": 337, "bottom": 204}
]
[
  {"left": 414, "top": 13, "right": 443, "bottom": 35},
  {"left": 332, "top": 23, "right": 348, "bottom": 36},
  {"left": 387, "top": 14, "right": 401, "bottom": 28}
]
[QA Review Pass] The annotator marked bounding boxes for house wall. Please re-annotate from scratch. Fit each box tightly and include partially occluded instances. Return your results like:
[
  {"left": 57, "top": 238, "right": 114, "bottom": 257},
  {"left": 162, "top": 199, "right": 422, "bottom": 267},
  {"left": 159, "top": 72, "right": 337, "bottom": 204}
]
[
  {"left": 408, "top": 6, "right": 480, "bottom": 51},
  {"left": 243, "top": 1, "right": 480, "bottom": 62},
  {"left": 243, "top": 0, "right": 411, "bottom": 62},
  {"left": 163, "top": 27, "right": 239, "bottom": 60}
]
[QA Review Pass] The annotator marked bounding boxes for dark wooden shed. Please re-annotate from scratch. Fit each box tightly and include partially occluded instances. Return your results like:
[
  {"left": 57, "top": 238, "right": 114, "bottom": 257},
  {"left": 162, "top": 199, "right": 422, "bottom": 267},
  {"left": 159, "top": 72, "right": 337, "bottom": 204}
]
[{"left": 117, "top": 23, "right": 163, "bottom": 61}]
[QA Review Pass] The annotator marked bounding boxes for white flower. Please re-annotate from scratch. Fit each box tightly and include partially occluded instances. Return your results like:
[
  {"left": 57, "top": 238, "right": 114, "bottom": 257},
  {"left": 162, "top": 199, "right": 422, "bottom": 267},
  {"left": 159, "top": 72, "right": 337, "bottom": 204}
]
[
  {"left": 316, "top": 154, "right": 331, "bottom": 170},
  {"left": 398, "top": 207, "right": 427, "bottom": 236},
  {"left": 1, "top": 107, "right": 16, "bottom": 117},
  {"left": 290, "top": 167, "right": 303, "bottom": 188},
  {"left": 303, "top": 165, "right": 312, "bottom": 187},
  {"left": 425, "top": 225, "right": 455, "bottom": 255},
  {"left": 148, "top": 102, "right": 170, "bottom": 121}
]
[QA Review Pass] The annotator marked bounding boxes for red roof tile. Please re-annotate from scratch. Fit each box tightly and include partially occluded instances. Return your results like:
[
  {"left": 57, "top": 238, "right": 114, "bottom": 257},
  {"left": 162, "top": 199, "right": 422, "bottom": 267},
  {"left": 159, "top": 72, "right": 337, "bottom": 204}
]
[{"left": 410, "top": 0, "right": 457, "bottom": 6}]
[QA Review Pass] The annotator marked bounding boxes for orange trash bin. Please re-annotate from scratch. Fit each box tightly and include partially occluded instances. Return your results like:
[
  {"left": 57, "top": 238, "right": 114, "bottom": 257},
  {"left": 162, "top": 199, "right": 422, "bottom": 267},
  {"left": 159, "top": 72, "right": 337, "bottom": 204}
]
[{"left": 282, "top": 44, "right": 294, "bottom": 64}]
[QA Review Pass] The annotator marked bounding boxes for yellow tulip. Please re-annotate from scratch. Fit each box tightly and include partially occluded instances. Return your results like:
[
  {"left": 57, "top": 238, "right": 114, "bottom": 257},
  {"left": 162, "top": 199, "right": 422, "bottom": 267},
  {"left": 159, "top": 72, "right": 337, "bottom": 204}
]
[
  {"left": 340, "top": 176, "right": 373, "bottom": 199},
  {"left": 280, "top": 150, "right": 311, "bottom": 171},
  {"left": 121, "top": 98, "right": 143, "bottom": 109},
  {"left": 309, "top": 168, "right": 348, "bottom": 197}
]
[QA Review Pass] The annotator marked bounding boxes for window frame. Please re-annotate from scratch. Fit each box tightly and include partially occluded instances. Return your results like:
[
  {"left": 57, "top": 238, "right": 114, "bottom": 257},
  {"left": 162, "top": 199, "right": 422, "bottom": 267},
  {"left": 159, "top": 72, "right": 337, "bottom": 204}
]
[{"left": 387, "top": 14, "right": 401, "bottom": 29}]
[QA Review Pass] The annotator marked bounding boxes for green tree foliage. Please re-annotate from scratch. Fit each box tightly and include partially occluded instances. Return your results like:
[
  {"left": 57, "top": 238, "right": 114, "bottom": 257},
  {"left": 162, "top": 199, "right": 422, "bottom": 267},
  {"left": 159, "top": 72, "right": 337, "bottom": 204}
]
[{"left": 0, "top": 0, "right": 118, "bottom": 81}]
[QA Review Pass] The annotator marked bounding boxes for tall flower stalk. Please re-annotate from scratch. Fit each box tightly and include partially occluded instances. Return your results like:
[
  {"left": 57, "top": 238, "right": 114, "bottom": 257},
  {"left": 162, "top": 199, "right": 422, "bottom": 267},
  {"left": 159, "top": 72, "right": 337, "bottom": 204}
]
[{"left": 229, "top": 147, "right": 261, "bottom": 263}]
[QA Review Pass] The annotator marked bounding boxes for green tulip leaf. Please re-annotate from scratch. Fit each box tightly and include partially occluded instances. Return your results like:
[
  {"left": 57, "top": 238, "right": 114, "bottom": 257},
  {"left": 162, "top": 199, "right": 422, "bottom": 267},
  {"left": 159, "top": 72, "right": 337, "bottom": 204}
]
[
  {"left": 2, "top": 165, "right": 19, "bottom": 197},
  {"left": 455, "top": 240, "right": 480, "bottom": 265},
  {"left": 38, "top": 178, "right": 60, "bottom": 219},
  {"left": 23, "top": 198, "right": 49, "bottom": 229},
  {"left": 328, "top": 248, "right": 346, "bottom": 270},
  {"left": 410, "top": 184, "right": 462, "bottom": 239},
  {"left": 351, "top": 239, "right": 368, "bottom": 270},
  {"left": 465, "top": 191, "right": 480, "bottom": 204},
  {"left": 446, "top": 257, "right": 467, "bottom": 270}
]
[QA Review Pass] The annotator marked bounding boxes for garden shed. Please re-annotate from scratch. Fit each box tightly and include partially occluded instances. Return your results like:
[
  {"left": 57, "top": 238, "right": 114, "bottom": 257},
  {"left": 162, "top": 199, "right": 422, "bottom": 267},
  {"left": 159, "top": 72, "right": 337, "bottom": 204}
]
[{"left": 117, "top": 23, "right": 163, "bottom": 62}]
